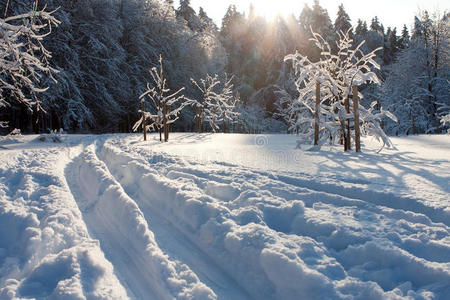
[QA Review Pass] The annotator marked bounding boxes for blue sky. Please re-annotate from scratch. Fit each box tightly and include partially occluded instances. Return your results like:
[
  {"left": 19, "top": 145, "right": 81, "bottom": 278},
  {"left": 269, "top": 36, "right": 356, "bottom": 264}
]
[{"left": 176, "top": 0, "right": 449, "bottom": 31}]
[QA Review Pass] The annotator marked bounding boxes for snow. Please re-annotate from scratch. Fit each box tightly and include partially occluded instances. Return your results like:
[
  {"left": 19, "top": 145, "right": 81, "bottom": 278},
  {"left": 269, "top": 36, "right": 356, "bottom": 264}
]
[{"left": 1, "top": 133, "right": 449, "bottom": 299}]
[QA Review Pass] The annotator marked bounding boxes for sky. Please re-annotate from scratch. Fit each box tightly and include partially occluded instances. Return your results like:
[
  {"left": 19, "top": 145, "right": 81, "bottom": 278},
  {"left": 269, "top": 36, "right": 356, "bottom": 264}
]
[{"left": 175, "top": 0, "right": 449, "bottom": 31}]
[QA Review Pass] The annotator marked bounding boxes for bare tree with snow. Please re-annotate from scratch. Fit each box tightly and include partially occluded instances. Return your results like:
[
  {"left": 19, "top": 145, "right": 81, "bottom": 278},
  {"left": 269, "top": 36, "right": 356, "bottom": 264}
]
[
  {"left": 283, "top": 29, "right": 397, "bottom": 151},
  {"left": 133, "top": 55, "right": 190, "bottom": 142},
  {"left": 192, "top": 74, "right": 239, "bottom": 133},
  {"left": 191, "top": 74, "right": 221, "bottom": 133},
  {"left": 216, "top": 75, "right": 240, "bottom": 133}
]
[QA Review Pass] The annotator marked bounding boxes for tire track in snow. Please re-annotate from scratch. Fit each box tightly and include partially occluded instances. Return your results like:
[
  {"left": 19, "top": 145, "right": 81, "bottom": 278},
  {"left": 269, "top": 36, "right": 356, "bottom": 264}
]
[{"left": 66, "top": 143, "right": 217, "bottom": 300}]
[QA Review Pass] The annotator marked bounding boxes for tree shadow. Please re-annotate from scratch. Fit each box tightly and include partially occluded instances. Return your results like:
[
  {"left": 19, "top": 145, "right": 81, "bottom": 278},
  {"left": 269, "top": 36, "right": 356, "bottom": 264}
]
[{"left": 317, "top": 149, "right": 449, "bottom": 196}]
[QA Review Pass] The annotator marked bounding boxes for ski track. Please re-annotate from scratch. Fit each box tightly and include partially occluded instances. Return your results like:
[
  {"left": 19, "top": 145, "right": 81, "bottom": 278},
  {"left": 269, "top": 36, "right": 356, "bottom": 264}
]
[
  {"left": 93, "top": 143, "right": 251, "bottom": 300},
  {"left": 66, "top": 140, "right": 248, "bottom": 300},
  {"left": 4, "top": 134, "right": 448, "bottom": 299},
  {"left": 92, "top": 135, "right": 450, "bottom": 299},
  {"left": 0, "top": 141, "right": 129, "bottom": 299}
]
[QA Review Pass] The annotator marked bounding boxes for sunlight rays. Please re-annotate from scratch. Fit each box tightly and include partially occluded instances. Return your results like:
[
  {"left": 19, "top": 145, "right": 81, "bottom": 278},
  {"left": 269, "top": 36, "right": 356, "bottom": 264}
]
[{"left": 251, "top": 0, "right": 304, "bottom": 20}]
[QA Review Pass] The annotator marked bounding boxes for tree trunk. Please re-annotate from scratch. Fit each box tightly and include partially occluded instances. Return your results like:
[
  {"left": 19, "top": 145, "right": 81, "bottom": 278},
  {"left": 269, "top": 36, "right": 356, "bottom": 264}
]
[
  {"left": 166, "top": 106, "right": 171, "bottom": 142},
  {"left": 433, "top": 28, "right": 440, "bottom": 134},
  {"left": 33, "top": 110, "right": 39, "bottom": 134},
  {"left": 196, "top": 105, "right": 201, "bottom": 133},
  {"left": 163, "top": 104, "right": 168, "bottom": 142},
  {"left": 434, "top": 102, "right": 440, "bottom": 134},
  {"left": 352, "top": 86, "right": 361, "bottom": 152},
  {"left": 314, "top": 81, "right": 320, "bottom": 145},
  {"left": 213, "top": 107, "right": 216, "bottom": 133},
  {"left": 340, "top": 120, "right": 346, "bottom": 149},
  {"left": 141, "top": 100, "right": 147, "bottom": 141},
  {"left": 344, "top": 95, "right": 351, "bottom": 151}
]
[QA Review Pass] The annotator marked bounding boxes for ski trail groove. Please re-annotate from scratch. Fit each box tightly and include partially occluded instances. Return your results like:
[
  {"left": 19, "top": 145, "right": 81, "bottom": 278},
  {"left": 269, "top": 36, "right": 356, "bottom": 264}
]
[
  {"left": 95, "top": 141, "right": 252, "bottom": 300},
  {"left": 102, "top": 135, "right": 450, "bottom": 298},
  {"left": 66, "top": 143, "right": 217, "bottom": 300}
]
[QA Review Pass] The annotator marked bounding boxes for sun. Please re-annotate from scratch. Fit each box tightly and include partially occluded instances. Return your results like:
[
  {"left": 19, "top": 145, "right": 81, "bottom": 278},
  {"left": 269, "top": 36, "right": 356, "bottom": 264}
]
[{"left": 252, "top": 0, "right": 296, "bottom": 20}]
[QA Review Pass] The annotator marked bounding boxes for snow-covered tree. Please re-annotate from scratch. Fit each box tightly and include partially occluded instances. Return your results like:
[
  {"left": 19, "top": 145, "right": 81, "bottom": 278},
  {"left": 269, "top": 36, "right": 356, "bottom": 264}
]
[
  {"left": 399, "top": 24, "right": 410, "bottom": 49},
  {"left": 199, "top": 7, "right": 217, "bottom": 33},
  {"left": 217, "top": 75, "right": 240, "bottom": 133},
  {"left": 334, "top": 4, "right": 352, "bottom": 37},
  {"left": 133, "top": 55, "right": 190, "bottom": 142},
  {"left": 379, "top": 46, "right": 430, "bottom": 135},
  {"left": 283, "top": 29, "right": 397, "bottom": 150},
  {"left": 176, "top": 0, "right": 201, "bottom": 32},
  {"left": 0, "top": 4, "right": 59, "bottom": 127},
  {"left": 355, "top": 19, "right": 368, "bottom": 37},
  {"left": 192, "top": 74, "right": 239, "bottom": 133},
  {"left": 298, "top": 1, "right": 334, "bottom": 60},
  {"left": 191, "top": 74, "right": 221, "bottom": 132},
  {"left": 239, "top": 104, "right": 268, "bottom": 133},
  {"left": 381, "top": 10, "right": 450, "bottom": 134},
  {"left": 438, "top": 101, "right": 450, "bottom": 133}
]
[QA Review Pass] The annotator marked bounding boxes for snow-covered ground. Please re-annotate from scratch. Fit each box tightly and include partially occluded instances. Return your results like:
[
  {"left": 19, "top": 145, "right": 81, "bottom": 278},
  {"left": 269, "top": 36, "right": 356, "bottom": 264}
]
[{"left": 0, "top": 133, "right": 449, "bottom": 299}]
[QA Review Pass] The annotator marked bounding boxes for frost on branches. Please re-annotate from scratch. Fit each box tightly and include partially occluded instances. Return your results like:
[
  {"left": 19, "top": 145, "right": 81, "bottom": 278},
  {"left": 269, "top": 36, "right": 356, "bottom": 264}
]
[
  {"left": 191, "top": 74, "right": 220, "bottom": 133},
  {"left": 283, "top": 29, "right": 397, "bottom": 150},
  {"left": 0, "top": 4, "right": 59, "bottom": 126},
  {"left": 211, "top": 75, "right": 240, "bottom": 133},
  {"left": 191, "top": 74, "right": 240, "bottom": 133},
  {"left": 133, "top": 55, "right": 190, "bottom": 142}
]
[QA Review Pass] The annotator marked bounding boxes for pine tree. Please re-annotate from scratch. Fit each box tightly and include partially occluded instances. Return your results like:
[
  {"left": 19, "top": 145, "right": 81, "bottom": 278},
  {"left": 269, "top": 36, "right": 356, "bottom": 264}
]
[
  {"left": 387, "top": 27, "right": 399, "bottom": 54},
  {"left": 199, "top": 7, "right": 217, "bottom": 32},
  {"left": 311, "top": 0, "right": 333, "bottom": 38},
  {"left": 370, "top": 16, "right": 384, "bottom": 34},
  {"left": 334, "top": 4, "right": 352, "bottom": 35},
  {"left": 177, "top": 0, "right": 201, "bottom": 31},
  {"left": 220, "top": 4, "right": 254, "bottom": 101},
  {"left": 298, "top": 1, "right": 334, "bottom": 60},
  {"left": 299, "top": 4, "right": 313, "bottom": 32},
  {"left": 412, "top": 11, "right": 449, "bottom": 133},
  {"left": 221, "top": 5, "right": 242, "bottom": 38},
  {"left": 399, "top": 24, "right": 410, "bottom": 49},
  {"left": 355, "top": 19, "right": 368, "bottom": 37}
]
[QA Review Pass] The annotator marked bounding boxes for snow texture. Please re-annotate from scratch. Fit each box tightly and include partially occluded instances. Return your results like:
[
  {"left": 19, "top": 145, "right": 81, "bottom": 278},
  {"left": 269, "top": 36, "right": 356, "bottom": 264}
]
[{"left": 0, "top": 133, "right": 449, "bottom": 299}]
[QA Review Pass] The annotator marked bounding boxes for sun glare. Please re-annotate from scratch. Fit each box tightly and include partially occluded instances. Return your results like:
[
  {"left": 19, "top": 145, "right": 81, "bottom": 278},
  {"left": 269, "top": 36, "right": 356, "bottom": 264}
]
[{"left": 253, "top": 0, "right": 297, "bottom": 20}]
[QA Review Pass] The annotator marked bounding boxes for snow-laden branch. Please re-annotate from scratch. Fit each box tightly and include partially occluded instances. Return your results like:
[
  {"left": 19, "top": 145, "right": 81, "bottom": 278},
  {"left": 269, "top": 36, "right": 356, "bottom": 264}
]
[
  {"left": 191, "top": 74, "right": 240, "bottom": 133},
  {"left": 282, "top": 28, "right": 396, "bottom": 149},
  {"left": 133, "top": 55, "right": 192, "bottom": 141},
  {"left": 0, "top": 7, "right": 60, "bottom": 113}
]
